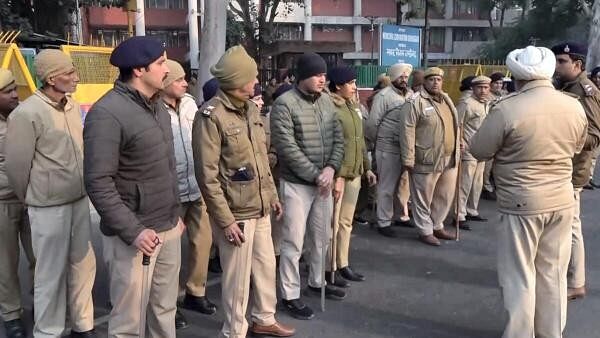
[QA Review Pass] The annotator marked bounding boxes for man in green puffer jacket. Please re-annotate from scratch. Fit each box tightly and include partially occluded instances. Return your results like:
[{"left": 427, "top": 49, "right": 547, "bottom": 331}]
[{"left": 271, "top": 52, "right": 345, "bottom": 320}]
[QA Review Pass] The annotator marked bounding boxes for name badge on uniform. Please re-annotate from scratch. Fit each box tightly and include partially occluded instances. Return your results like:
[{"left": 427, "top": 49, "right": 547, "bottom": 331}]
[{"left": 424, "top": 107, "right": 435, "bottom": 112}]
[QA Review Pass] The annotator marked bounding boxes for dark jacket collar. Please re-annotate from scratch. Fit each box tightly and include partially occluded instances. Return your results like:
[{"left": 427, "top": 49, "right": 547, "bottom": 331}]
[{"left": 114, "top": 80, "right": 160, "bottom": 113}]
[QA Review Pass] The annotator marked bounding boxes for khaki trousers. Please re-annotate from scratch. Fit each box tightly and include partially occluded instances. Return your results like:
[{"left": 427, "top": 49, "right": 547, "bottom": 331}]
[
  {"left": 103, "top": 225, "right": 181, "bottom": 338},
  {"left": 181, "top": 200, "right": 212, "bottom": 297},
  {"left": 328, "top": 176, "right": 361, "bottom": 270},
  {"left": 213, "top": 216, "right": 277, "bottom": 338},
  {"left": 457, "top": 160, "right": 485, "bottom": 220},
  {"left": 483, "top": 159, "right": 494, "bottom": 192},
  {"left": 28, "top": 197, "right": 96, "bottom": 337},
  {"left": 279, "top": 179, "right": 333, "bottom": 299},
  {"left": 410, "top": 158, "right": 457, "bottom": 236},
  {"left": 0, "top": 202, "right": 35, "bottom": 321},
  {"left": 375, "top": 150, "right": 410, "bottom": 228},
  {"left": 568, "top": 188, "right": 585, "bottom": 288},
  {"left": 497, "top": 208, "right": 573, "bottom": 338}
]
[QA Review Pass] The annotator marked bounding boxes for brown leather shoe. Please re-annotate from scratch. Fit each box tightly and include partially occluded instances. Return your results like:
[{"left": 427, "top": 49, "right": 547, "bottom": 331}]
[
  {"left": 418, "top": 234, "right": 441, "bottom": 246},
  {"left": 433, "top": 229, "right": 456, "bottom": 240},
  {"left": 568, "top": 286, "right": 586, "bottom": 300},
  {"left": 250, "top": 322, "right": 296, "bottom": 337}
]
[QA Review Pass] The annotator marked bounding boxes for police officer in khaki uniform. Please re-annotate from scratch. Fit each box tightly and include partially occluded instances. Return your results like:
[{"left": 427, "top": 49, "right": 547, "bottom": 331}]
[
  {"left": 366, "top": 63, "right": 414, "bottom": 238},
  {"left": 455, "top": 76, "right": 491, "bottom": 229},
  {"left": 398, "top": 67, "right": 460, "bottom": 246},
  {"left": 552, "top": 42, "right": 600, "bottom": 300},
  {"left": 192, "top": 45, "right": 295, "bottom": 338},
  {"left": 0, "top": 69, "right": 35, "bottom": 338},
  {"left": 471, "top": 46, "right": 587, "bottom": 338}
]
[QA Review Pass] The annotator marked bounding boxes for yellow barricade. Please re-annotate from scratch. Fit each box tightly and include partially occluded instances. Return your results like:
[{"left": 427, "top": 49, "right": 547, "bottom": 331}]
[{"left": 0, "top": 43, "right": 37, "bottom": 100}]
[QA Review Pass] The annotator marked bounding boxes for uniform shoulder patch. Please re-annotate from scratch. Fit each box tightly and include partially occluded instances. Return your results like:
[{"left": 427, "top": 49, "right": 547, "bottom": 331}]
[
  {"left": 201, "top": 105, "right": 215, "bottom": 117},
  {"left": 582, "top": 83, "right": 597, "bottom": 97},
  {"left": 406, "top": 91, "right": 421, "bottom": 102}
]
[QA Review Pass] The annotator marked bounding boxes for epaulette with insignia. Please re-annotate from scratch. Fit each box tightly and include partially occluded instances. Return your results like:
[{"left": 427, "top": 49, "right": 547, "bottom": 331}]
[
  {"left": 202, "top": 105, "right": 215, "bottom": 117},
  {"left": 406, "top": 91, "right": 421, "bottom": 102},
  {"left": 582, "top": 83, "right": 596, "bottom": 97}
]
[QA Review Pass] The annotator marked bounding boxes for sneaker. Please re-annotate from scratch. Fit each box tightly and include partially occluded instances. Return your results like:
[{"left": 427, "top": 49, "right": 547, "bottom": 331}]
[
  {"left": 307, "top": 285, "right": 346, "bottom": 300},
  {"left": 281, "top": 299, "right": 314, "bottom": 320}
]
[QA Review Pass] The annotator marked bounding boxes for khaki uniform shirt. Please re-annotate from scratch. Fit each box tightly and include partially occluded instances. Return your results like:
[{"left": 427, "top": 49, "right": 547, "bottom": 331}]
[
  {"left": 192, "top": 90, "right": 278, "bottom": 229},
  {"left": 366, "top": 85, "right": 413, "bottom": 146},
  {"left": 399, "top": 89, "right": 460, "bottom": 173},
  {"left": 0, "top": 114, "right": 18, "bottom": 202},
  {"left": 457, "top": 96, "right": 489, "bottom": 161},
  {"left": 470, "top": 80, "right": 587, "bottom": 215}
]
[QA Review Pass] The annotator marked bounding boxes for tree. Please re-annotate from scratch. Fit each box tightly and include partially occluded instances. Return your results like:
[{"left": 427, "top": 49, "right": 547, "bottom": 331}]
[
  {"left": 396, "top": 0, "right": 444, "bottom": 67},
  {"left": 227, "top": 0, "right": 303, "bottom": 61},
  {"left": 588, "top": 0, "right": 600, "bottom": 68},
  {"left": 198, "top": 0, "right": 227, "bottom": 98}
]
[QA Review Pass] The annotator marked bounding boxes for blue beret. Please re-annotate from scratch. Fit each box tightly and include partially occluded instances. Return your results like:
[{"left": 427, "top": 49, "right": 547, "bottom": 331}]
[
  {"left": 110, "top": 36, "right": 165, "bottom": 68},
  {"left": 551, "top": 42, "right": 588, "bottom": 58},
  {"left": 592, "top": 67, "right": 600, "bottom": 78},
  {"left": 328, "top": 66, "right": 357, "bottom": 86},
  {"left": 202, "top": 78, "right": 219, "bottom": 102}
]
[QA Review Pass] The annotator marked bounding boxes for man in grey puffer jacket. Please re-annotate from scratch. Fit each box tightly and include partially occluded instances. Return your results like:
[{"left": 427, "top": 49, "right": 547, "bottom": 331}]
[{"left": 270, "top": 53, "right": 345, "bottom": 320}]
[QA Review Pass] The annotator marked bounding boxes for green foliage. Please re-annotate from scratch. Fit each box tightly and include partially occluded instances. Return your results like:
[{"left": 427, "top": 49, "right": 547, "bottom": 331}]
[{"left": 478, "top": 0, "right": 593, "bottom": 59}]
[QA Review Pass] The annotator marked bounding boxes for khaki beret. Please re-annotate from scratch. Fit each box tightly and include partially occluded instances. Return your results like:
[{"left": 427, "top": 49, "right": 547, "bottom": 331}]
[
  {"left": 424, "top": 67, "right": 444, "bottom": 78},
  {"left": 471, "top": 75, "right": 491, "bottom": 85}
]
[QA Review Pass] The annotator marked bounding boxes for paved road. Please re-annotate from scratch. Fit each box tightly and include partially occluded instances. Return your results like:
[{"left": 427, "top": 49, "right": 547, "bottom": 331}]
[{"left": 2, "top": 191, "right": 600, "bottom": 337}]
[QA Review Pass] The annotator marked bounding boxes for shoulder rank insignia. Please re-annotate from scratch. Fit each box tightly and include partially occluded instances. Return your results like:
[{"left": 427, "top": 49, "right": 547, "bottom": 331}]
[
  {"left": 202, "top": 105, "right": 215, "bottom": 117},
  {"left": 583, "top": 84, "right": 595, "bottom": 97}
]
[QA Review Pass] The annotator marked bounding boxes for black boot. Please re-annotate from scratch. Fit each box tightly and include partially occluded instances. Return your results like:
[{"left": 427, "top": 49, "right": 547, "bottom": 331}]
[
  {"left": 326, "top": 271, "right": 350, "bottom": 288},
  {"left": 4, "top": 319, "right": 25, "bottom": 338},
  {"left": 339, "top": 266, "right": 366, "bottom": 282},
  {"left": 175, "top": 309, "right": 189, "bottom": 330},
  {"left": 70, "top": 329, "right": 97, "bottom": 337},
  {"left": 182, "top": 294, "right": 217, "bottom": 315}
]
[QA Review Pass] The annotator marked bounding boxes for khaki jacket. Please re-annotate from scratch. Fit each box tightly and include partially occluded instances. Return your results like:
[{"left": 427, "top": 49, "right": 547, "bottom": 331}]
[
  {"left": 559, "top": 72, "right": 600, "bottom": 187},
  {"left": 192, "top": 90, "right": 278, "bottom": 229},
  {"left": 399, "top": 90, "right": 460, "bottom": 173},
  {"left": 470, "top": 80, "right": 587, "bottom": 215},
  {"left": 365, "top": 85, "right": 412, "bottom": 146},
  {"left": 6, "top": 91, "right": 85, "bottom": 207},
  {"left": 0, "top": 114, "right": 18, "bottom": 202},
  {"left": 457, "top": 96, "right": 489, "bottom": 161}
]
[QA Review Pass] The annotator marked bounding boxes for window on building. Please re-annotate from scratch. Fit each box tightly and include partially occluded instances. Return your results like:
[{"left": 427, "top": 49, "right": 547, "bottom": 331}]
[
  {"left": 90, "top": 29, "right": 131, "bottom": 47},
  {"left": 147, "top": 29, "right": 189, "bottom": 48},
  {"left": 275, "top": 24, "right": 304, "bottom": 41},
  {"left": 453, "top": 28, "right": 489, "bottom": 41},
  {"left": 146, "top": 0, "right": 186, "bottom": 9},
  {"left": 454, "top": 0, "right": 475, "bottom": 16},
  {"left": 428, "top": 28, "right": 445, "bottom": 49}
]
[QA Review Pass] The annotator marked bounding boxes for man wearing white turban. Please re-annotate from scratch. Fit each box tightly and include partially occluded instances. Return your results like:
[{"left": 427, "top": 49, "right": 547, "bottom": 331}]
[
  {"left": 366, "top": 63, "right": 414, "bottom": 238},
  {"left": 470, "top": 46, "right": 588, "bottom": 338}
]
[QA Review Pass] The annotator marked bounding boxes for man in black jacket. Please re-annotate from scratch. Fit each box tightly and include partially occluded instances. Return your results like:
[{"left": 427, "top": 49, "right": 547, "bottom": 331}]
[{"left": 84, "top": 36, "right": 185, "bottom": 337}]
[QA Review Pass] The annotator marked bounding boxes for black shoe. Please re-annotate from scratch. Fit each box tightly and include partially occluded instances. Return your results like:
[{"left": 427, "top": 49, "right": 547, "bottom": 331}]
[
  {"left": 307, "top": 285, "right": 347, "bottom": 300},
  {"left": 208, "top": 257, "right": 222, "bottom": 273},
  {"left": 466, "top": 214, "right": 488, "bottom": 222},
  {"left": 281, "top": 299, "right": 314, "bottom": 320},
  {"left": 583, "top": 183, "right": 594, "bottom": 190},
  {"left": 590, "top": 180, "right": 600, "bottom": 188},
  {"left": 182, "top": 294, "right": 217, "bottom": 315},
  {"left": 353, "top": 216, "right": 369, "bottom": 226},
  {"left": 481, "top": 190, "right": 497, "bottom": 201},
  {"left": 339, "top": 266, "right": 366, "bottom": 282},
  {"left": 393, "top": 219, "right": 414, "bottom": 228},
  {"left": 326, "top": 271, "right": 350, "bottom": 288},
  {"left": 175, "top": 309, "right": 189, "bottom": 330},
  {"left": 451, "top": 219, "right": 472, "bottom": 230},
  {"left": 4, "top": 319, "right": 26, "bottom": 338},
  {"left": 70, "top": 329, "right": 97, "bottom": 338},
  {"left": 377, "top": 226, "right": 397, "bottom": 238}
]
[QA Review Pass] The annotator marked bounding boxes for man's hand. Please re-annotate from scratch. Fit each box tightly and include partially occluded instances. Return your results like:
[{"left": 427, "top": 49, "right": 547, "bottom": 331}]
[
  {"left": 365, "top": 170, "right": 377, "bottom": 187},
  {"left": 224, "top": 222, "right": 245, "bottom": 247},
  {"left": 317, "top": 166, "right": 335, "bottom": 189},
  {"left": 271, "top": 201, "right": 283, "bottom": 220},
  {"left": 133, "top": 228, "right": 161, "bottom": 256},
  {"left": 332, "top": 177, "right": 345, "bottom": 202},
  {"left": 176, "top": 217, "right": 186, "bottom": 235}
]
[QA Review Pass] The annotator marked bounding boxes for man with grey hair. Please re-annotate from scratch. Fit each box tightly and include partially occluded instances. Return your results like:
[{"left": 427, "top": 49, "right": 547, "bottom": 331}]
[{"left": 471, "top": 46, "right": 587, "bottom": 338}]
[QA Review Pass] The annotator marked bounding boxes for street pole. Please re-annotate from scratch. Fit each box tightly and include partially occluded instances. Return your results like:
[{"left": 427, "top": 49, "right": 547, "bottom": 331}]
[
  {"left": 368, "top": 16, "right": 376, "bottom": 65},
  {"left": 135, "top": 0, "right": 146, "bottom": 36},
  {"left": 188, "top": 0, "right": 199, "bottom": 72},
  {"left": 423, "top": 1, "right": 430, "bottom": 68}
]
